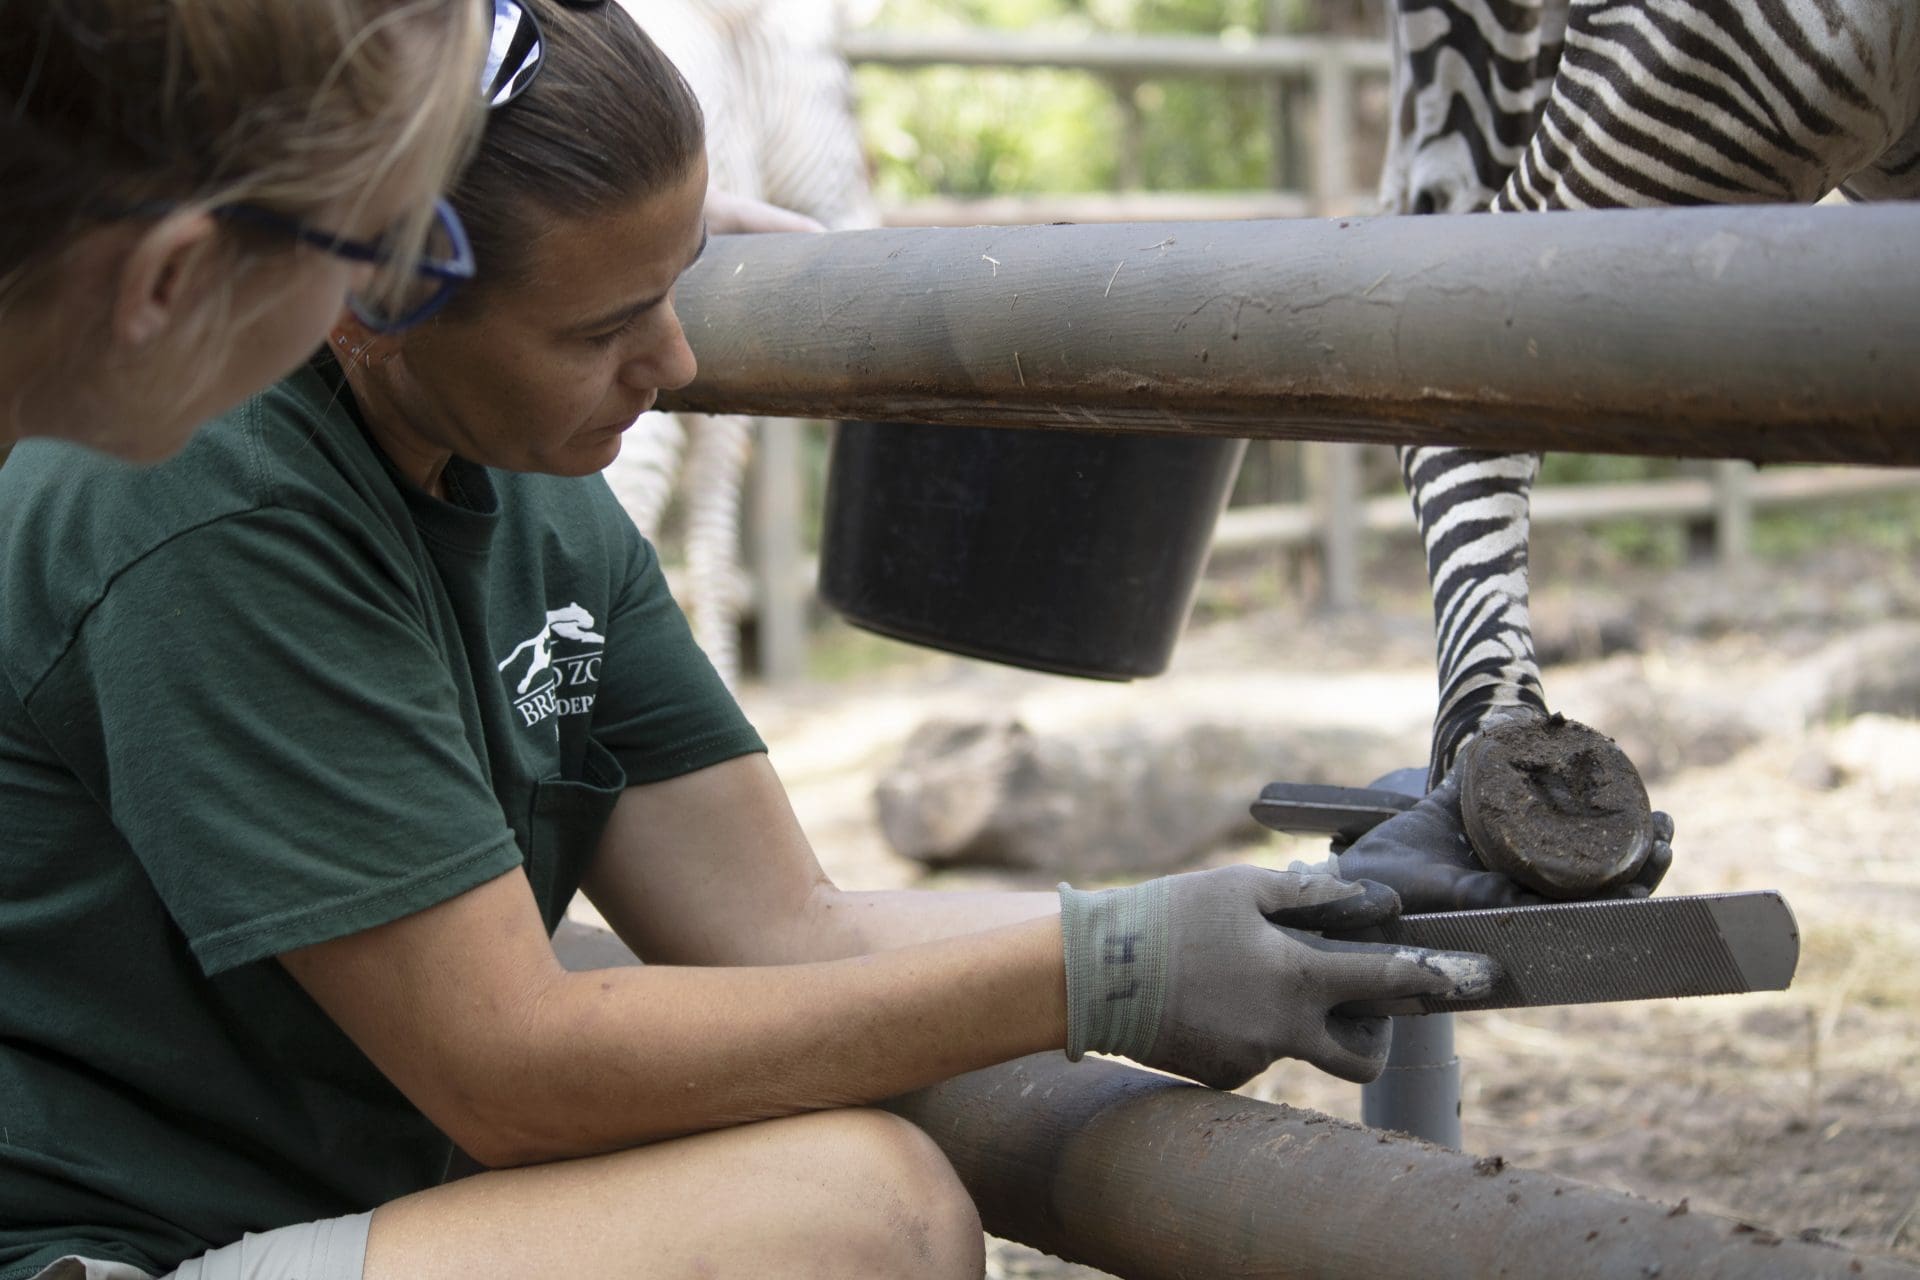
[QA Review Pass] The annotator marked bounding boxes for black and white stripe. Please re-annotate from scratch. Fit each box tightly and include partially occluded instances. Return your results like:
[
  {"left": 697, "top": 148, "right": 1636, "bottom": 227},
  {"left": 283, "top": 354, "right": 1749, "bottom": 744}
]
[
  {"left": 1384, "top": 0, "right": 1919, "bottom": 784},
  {"left": 1402, "top": 446, "right": 1547, "bottom": 786}
]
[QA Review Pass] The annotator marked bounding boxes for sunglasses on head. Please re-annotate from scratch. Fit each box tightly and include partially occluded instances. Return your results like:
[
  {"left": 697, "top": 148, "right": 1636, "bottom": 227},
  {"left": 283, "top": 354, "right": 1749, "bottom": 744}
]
[
  {"left": 484, "top": 0, "right": 611, "bottom": 108},
  {"left": 325, "top": 0, "right": 610, "bottom": 328}
]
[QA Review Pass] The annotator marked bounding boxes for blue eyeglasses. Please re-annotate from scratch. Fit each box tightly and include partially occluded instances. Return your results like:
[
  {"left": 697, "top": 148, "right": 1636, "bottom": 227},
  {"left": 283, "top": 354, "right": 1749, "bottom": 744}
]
[
  {"left": 99, "top": 1, "right": 608, "bottom": 332},
  {"left": 215, "top": 197, "right": 476, "bottom": 333}
]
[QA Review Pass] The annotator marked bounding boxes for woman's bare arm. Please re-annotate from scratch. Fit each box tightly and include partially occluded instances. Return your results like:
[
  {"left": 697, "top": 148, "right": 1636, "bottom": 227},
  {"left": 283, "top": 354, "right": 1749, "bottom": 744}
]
[
  {"left": 280, "top": 866, "right": 1064, "bottom": 1168},
  {"left": 579, "top": 753, "right": 1060, "bottom": 966}
]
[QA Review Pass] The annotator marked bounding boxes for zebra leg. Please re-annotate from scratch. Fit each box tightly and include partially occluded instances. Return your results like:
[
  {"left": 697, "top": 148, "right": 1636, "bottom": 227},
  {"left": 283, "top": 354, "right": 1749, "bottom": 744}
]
[
  {"left": 1379, "top": 2, "right": 1566, "bottom": 788},
  {"left": 1379, "top": 0, "right": 1566, "bottom": 216},
  {"left": 1342, "top": 449, "right": 1674, "bottom": 907},
  {"left": 1392, "top": 398, "right": 1673, "bottom": 907},
  {"left": 680, "top": 413, "right": 756, "bottom": 688},
  {"left": 1399, "top": 447, "right": 1549, "bottom": 790},
  {"left": 1374, "top": 0, "right": 1920, "bottom": 899}
]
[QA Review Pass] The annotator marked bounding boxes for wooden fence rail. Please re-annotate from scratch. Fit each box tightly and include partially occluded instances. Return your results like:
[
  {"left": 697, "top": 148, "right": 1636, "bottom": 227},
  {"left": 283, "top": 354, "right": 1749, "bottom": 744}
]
[
  {"left": 1212, "top": 459, "right": 1920, "bottom": 556},
  {"left": 713, "top": 449, "right": 1920, "bottom": 677}
]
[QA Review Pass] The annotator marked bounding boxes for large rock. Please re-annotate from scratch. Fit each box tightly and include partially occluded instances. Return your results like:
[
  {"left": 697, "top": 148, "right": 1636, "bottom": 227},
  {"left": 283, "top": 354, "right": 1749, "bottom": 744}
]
[
  {"left": 1821, "top": 713, "right": 1920, "bottom": 791},
  {"left": 1760, "top": 621, "right": 1920, "bottom": 725},
  {"left": 873, "top": 715, "right": 1411, "bottom": 880},
  {"left": 1554, "top": 622, "right": 1920, "bottom": 784}
]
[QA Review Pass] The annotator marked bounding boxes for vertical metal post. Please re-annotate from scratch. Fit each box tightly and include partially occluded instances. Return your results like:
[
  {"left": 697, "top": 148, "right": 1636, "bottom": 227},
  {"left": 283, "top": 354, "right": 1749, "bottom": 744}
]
[
  {"left": 749, "top": 417, "right": 807, "bottom": 684},
  {"left": 1360, "top": 766, "right": 1463, "bottom": 1148},
  {"left": 1362, "top": 1012, "right": 1462, "bottom": 1148}
]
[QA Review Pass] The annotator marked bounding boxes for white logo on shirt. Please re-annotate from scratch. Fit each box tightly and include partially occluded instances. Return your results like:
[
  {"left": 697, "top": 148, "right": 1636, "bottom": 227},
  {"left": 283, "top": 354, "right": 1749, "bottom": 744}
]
[{"left": 498, "top": 602, "right": 605, "bottom": 728}]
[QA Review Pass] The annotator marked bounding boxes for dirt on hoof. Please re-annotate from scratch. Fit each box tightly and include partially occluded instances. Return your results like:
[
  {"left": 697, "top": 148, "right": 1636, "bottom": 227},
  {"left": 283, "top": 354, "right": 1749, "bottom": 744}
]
[{"left": 1458, "top": 712, "right": 1654, "bottom": 898}]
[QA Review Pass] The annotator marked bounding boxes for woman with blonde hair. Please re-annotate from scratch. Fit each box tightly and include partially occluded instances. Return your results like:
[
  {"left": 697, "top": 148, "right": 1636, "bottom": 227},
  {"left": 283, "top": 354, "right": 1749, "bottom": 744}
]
[{"left": 0, "top": 0, "right": 489, "bottom": 462}]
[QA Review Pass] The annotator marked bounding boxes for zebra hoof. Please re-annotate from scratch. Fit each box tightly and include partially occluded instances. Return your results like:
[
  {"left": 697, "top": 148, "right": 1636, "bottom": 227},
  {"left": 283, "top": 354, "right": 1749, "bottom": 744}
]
[{"left": 1456, "top": 712, "right": 1654, "bottom": 899}]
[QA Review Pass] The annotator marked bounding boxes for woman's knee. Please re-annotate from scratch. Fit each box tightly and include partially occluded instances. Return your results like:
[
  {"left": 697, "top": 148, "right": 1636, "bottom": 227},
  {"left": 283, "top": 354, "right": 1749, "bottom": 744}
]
[
  {"left": 813, "top": 1109, "right": 983, "bottom": 1279},
  {"left": 366, "top": 1109, "right": 982, "bottom": 1280}
]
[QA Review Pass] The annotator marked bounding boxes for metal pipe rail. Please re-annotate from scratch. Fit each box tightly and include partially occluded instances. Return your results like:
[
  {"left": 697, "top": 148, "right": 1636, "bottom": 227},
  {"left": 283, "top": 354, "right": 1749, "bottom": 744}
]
[
  {"left": 885, "top": 1052, "right": 1920, "bottom": 1280},
  {"left": 661, "top": 203, "right": 1920, "bottom": 465},
  {"left": 550, "top": 924, "right": 1917, "bottom": 1278}
]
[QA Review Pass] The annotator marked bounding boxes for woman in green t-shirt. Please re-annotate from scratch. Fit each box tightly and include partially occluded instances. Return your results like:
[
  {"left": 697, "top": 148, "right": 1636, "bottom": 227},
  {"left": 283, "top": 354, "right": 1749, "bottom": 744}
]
[
  {"left": 0, "top": 4, "right": 1495, "bottom": 1279},
  {"left": 0, "top": 0, "right": 484, "bottom": 464}
]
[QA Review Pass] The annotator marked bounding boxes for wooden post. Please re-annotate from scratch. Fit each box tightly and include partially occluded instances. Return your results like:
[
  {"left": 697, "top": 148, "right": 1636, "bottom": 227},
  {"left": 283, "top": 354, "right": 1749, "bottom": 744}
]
[
  {"left": 1263, "top": 0, "right": 1302, "bottom": 195},
  {"left": 1312, "top": 52, "right": 1355, "bottom": 215},
  {"left": 1714, "top": 459, "right": 1754, "bottom": 566},
  {"left": 1111, "top": 75, "right": 1146, "bottom": 192},
  {"left": 1271, "top": 74, "right": 1305, "bottom": 192},
  {"left": 1313, "top": 441, "right": 1363, "bottom": 609},
  {"left": 748, "top": 418, "right": 808, "bottom": 684}
]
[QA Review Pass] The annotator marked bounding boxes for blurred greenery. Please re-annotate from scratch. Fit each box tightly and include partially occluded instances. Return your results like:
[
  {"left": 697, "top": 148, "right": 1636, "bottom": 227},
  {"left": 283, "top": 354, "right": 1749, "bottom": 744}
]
[
  {"left": 856, "top": 0, "right": 1358, "bottom": 199},
  {"left": 1751, "top": 492, "right": 1920, "bottom": 559},
  {"left": 1539, "top": 454, "right": 1682, "bottom": 485},
  {"left": 861, "top": 65, "right": 1119, "bottom": 197}
]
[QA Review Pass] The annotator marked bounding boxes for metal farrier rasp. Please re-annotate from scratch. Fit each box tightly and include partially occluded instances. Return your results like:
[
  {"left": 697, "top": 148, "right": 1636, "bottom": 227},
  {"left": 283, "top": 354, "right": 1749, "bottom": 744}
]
[{"left": 1254, "top": 772, "right": 1801, "bottom": 1146}]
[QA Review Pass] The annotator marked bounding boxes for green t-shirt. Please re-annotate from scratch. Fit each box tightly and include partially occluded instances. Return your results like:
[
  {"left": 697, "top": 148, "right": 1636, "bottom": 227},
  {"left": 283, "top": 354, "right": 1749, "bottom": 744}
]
[{"left": 0, "top": 356, "right": 765, "bottom": 1278}]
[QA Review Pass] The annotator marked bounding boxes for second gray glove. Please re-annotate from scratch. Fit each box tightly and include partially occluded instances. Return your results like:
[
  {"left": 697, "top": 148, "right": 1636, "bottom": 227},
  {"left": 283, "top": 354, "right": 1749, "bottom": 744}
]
[
  {"left": 1060, "top": 865, "right": 1496, "bottom": 1089},
  {"left": 1332, "top": 769, "right": 1675, "bottom": 912}
]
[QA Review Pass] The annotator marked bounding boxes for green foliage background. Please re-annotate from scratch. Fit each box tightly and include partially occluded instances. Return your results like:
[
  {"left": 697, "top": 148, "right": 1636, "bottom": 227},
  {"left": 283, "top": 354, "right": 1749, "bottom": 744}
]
[{"left": 857, "top": 0, "right": 1360, "bottom": 199}]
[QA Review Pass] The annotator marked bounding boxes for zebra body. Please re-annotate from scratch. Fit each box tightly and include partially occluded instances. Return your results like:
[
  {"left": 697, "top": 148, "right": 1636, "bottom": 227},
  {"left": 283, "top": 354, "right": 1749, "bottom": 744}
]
[
  {"left": 1385, "top": 0, "right": 1920, "bottom": 216},
  {"left": 609, "top": 0, "right": 877, "bottom": 684},
  {"left": 1384, "top": 0, "right": 1919, "bottom": 785}
]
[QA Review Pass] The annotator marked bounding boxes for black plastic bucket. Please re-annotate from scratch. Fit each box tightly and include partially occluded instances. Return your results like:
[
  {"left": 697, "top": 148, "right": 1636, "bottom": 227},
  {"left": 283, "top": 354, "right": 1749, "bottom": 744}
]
[{"left": 818, "top": 422, "right": 1247, "bottom": 680}]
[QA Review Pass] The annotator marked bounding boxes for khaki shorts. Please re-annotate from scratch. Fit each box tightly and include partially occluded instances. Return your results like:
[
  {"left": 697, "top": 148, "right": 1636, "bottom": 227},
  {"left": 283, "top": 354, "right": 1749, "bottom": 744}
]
[{"left": 29, "top": 1211, "right": 371, "bottom": 1280}]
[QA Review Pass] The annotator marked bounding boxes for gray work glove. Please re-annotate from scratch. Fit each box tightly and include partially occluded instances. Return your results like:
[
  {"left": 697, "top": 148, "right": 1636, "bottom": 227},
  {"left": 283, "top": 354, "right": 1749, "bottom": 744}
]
[
  {"left": 1059, "top": 865, "right": 1497, "bottom": 1089},
  {"left": 1333, "top": 771, "right": 1675, "bottom": 913}
]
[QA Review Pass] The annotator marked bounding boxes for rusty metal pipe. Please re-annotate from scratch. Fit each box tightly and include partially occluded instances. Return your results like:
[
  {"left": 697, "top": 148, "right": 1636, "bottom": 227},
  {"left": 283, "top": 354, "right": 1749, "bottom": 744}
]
[
  {"left": 661, "top": 204, "right": 1920, "bottom": 464},
  {"left": 550, "top": 926, "right": 1906, "bottom": 1276},
  {"left": 885, "top": 1053, "right": 1918, "bottom": 1280}
]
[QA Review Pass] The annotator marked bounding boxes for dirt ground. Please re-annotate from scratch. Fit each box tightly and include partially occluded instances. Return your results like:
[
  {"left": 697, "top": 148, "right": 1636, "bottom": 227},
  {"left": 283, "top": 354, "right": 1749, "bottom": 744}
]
[{"left": 643, "top": 534, "right": 1920, "bottom": 1275}]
